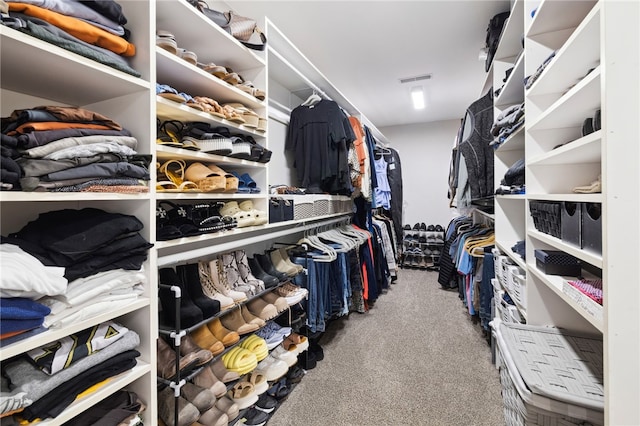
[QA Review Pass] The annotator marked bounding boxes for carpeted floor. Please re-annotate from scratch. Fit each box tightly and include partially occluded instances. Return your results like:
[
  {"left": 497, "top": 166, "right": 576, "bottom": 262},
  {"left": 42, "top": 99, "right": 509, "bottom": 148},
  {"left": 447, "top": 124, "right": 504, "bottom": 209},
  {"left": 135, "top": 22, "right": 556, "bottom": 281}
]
[{"left": 267, "top": 268, "right": 505, "bottom": 426}]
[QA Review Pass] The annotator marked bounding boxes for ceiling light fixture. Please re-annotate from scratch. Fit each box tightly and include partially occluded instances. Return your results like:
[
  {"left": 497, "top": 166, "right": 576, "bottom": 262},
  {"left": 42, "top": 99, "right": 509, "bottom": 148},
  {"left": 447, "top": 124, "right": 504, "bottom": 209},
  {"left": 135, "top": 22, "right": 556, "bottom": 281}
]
[{"left": 411, "top": 86, "right": 425, "bottom": 110}]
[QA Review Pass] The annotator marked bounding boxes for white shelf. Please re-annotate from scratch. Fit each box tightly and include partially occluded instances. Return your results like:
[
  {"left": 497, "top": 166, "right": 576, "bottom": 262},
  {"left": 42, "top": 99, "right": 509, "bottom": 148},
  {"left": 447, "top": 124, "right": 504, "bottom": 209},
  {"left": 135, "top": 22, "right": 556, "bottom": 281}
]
[
  {"left": 0, "top": 192, "right": 151, "bottom": 203},
  {"left": 157, "top": 192, "right": 265, "bottom": 200},
  {"left": 496, "top": 194, "right": 526, "bottom": 200},
  {"left": 494, "top": 0, "right": 524, "bottom": 62},
  {"left": 526, "top": 0, "right": 598, "bottom": 47},
  {"left": 528, "top": 229, "right": 602, "bottom": 268},
  {"left": 527, "top": 193, "right": 603, "bottom": 203},
  {"left": 0, "top": 27, "right": 150, "bottom": 106},
  {"left": 528, "top": 66, "right": 600, "bottom": 132},
  {"left": 156, "top": 0, "right": 265, "bottom": 71},
  {"left": 156, "top": 97, "right": 267, "bottom": 138},
  {"left": 156, "top": 145, "right": 267, "bottom": 168},
  {"left": 157, "top": 213, "right": 351, "bottom": 266},
  {"left": 36, "top": 361, "right": 151, "bottom": 426},
  {"left": 495, "top": 52, "right": 525, "bottom": 108},
  {"left": 0, "top": 298, "right": 150, "bottom": 361},
  {"left": 156, "top": 49, "right": 266, "bottom": 110},
  {"left": 528, "top": 264, "right": 603, "bottom": 332},
  {"left": 496, "top": 240, "right": 526, "bottom": 270},
  {"left": 527, "top": 130, "right": 601, "bottom": 166},
  {"left": 527, "top": 4, "right": 600, "bottom": 101},
  {"left": 495, "top": 125, "right": 525, "bottom": 152}
]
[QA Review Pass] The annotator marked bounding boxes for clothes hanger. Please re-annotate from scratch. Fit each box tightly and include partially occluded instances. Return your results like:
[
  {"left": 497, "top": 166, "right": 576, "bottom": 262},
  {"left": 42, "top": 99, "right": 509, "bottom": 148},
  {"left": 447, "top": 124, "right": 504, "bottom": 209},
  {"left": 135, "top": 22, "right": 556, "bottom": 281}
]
[{"left": 301, "top": 89, "right": 322, "bottom": 107}]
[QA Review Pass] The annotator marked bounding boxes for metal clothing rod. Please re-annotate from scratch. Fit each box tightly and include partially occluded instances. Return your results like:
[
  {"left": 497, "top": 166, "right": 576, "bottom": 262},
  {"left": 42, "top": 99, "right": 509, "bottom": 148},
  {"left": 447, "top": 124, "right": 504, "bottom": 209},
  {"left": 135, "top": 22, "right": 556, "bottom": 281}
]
[
  {"left": 267, "top": 46, "right": 332, "bottom": 101},
  {"left": 157, "top": 215, "right": 350, "bottom": 267}
]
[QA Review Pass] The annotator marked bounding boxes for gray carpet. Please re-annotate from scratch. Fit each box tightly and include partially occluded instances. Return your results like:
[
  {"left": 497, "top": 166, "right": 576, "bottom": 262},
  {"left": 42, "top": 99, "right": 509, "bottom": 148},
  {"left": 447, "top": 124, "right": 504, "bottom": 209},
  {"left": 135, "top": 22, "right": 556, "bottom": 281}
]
[{"left": 267, "top": 269, "right": 505, "bottom": 426}]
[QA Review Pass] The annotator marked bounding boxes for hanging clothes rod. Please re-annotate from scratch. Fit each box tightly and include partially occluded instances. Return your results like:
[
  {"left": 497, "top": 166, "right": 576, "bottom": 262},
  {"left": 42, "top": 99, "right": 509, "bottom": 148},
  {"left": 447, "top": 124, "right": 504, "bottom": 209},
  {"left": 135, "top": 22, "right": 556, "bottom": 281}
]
[{"left": 268, "top": 46, "right": 332, "bottom": 101}]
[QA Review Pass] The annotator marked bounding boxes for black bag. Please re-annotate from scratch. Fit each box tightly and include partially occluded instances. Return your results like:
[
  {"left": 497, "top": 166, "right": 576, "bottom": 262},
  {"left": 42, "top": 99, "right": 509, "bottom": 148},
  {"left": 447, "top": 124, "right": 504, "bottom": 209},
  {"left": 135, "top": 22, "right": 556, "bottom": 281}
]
[{"left": 485, "top": 11, "right": 510, "bottom": 71}]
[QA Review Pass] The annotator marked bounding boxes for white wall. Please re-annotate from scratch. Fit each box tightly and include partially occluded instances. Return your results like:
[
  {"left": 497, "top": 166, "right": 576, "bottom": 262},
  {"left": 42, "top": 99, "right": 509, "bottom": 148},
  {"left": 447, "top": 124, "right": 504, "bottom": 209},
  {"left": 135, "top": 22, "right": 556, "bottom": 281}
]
[{"left": 380, "top": 119, "right": 461, "bottom": 229}]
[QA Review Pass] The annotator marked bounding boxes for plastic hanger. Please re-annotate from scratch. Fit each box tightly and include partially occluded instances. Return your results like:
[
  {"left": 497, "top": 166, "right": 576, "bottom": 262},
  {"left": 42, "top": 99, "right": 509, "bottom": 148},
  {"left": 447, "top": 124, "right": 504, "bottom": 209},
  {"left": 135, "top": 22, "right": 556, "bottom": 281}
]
[{"left": 301, "top": 89, "right": 322, "bottom": 107}]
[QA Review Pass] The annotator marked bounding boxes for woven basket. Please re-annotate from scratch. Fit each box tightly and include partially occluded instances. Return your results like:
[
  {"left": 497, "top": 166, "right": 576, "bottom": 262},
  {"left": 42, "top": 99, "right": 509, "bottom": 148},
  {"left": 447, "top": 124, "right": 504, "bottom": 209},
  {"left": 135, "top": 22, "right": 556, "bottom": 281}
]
[
  {"left": 494, "top": 320, "right": 604, "bottom": 426},
  {"left": 313, "top": 199, "right": 330, "bottom": 216},
  {"left": 511, "top": 272, "right": 527, "bottom": 307},
  {"left": 293, "top": 201, "right": 314, "bottom": 220}
]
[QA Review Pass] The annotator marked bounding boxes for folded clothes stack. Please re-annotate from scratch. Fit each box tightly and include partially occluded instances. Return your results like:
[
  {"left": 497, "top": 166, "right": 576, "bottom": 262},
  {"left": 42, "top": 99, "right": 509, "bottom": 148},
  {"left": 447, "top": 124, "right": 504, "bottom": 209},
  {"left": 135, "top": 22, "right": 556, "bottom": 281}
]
[
  {"left": 1, "top": 0, "right": 139, "bottom": 76},
  {"left": 490, "top": 103, "right": 525, "bottom": 146},
  {"left": 1, "top": 105, "right": 150, "bottom": 192}
]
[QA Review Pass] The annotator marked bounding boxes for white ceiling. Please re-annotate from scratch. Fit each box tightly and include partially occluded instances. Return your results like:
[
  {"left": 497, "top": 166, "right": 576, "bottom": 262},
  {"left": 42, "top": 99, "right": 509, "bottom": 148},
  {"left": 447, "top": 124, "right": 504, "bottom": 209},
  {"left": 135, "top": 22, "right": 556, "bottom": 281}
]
[{"left": 228, "top": 0, "right": 511, "bottom": 129}]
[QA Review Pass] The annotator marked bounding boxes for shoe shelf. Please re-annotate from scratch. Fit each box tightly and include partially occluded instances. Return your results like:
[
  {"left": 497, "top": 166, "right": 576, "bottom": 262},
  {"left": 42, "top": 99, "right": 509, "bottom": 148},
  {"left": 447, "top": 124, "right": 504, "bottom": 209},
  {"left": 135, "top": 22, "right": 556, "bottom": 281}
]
[
  {"left": 0, "top": 298, "right": 151, "bottom": 361},
  {"left": 528, "top": 228, "right": 602, "bottom": 268},
  {"left": 526, "top": 0, "right": 597, "bottom": 47},
  {"left": 494, "top": 52, "right": 525, "bottom": 109},
  {"left": 496, "top": 194, "right": 526, "bottom": 200},
  {"left": 527, "top": 130, "right": 601, "bottom": 166},
  {"left": 528, "top": 264, "right": 603, "bottom": 332},
  {"left": 35, "top": 361, "right": 152, "bottom": 426},
  {"left": 0, "top": 26, "right": 150, "bottom": 106},
  {"left": 156, "top": 213, "right": 351, "bottom": 267},
  {"left": 156, "top": 49, "right": 266, "bottom": 111},
  {"left": 156, "top": 0, "right": 265, "bottom": 71},
  {"left": 156, "top": 96, "right": 267, "bottom": 139},
  {"left": 156, "top": 145, "right": 267, "bottom": 168},
  {"left": 157, "top": 192, "right": 265, "bottom": 200},
  {"left": 526, "top": 4, "right": 600, "bottom": 105},
  {"left": 528, "top": 66, "right": 600, "bottom": 132},
  {"left": 493, "top": 0, "right": 524, "bottom": 64}
]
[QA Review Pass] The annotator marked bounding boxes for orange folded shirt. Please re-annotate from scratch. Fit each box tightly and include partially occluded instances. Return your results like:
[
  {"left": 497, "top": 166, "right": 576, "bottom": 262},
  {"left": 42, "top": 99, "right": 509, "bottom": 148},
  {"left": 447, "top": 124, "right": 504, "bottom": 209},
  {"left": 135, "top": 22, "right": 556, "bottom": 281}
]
[
  {"left": 8, "top": 122, "right": 116, "bottom": 135},
  {"left": 8, "top": 2, "right": 135, "bottom": 56}
]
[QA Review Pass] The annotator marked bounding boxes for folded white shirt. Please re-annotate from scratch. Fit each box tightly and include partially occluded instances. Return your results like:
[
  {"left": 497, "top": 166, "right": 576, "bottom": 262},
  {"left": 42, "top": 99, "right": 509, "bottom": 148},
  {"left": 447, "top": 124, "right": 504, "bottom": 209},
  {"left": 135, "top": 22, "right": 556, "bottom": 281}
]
[{"left": 0, "top": 244, "right": 67, "bottom": 299}]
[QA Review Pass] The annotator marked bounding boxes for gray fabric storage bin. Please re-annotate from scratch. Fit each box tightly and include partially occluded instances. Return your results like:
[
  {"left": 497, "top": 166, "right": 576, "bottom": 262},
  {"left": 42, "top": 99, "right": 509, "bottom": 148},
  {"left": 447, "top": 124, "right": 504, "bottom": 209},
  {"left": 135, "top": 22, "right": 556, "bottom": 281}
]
[{"left": 581, "top": 203, "right": 602, "bottom": 255}]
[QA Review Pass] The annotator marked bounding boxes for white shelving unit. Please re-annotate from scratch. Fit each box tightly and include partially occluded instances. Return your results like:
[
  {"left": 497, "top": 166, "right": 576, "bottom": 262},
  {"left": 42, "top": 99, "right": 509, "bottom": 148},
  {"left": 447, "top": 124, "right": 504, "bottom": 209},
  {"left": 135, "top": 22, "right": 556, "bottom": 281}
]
[
  {"left": 0, "top": 1, "right": 157, "bottom": 424},
  {"left": 492, "top": 0, "right": 640, "bottom": 423}
]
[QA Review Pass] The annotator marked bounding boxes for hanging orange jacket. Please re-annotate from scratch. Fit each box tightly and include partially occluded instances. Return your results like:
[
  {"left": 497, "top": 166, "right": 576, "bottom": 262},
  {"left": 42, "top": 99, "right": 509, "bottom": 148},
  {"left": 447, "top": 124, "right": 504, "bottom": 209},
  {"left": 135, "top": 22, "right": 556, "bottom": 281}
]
[
  {"left": 348, "top": 116, "right": 367, "bottom": 186},
  {"left": 8, "top": 3, "right": 135, "bottom": 56}
]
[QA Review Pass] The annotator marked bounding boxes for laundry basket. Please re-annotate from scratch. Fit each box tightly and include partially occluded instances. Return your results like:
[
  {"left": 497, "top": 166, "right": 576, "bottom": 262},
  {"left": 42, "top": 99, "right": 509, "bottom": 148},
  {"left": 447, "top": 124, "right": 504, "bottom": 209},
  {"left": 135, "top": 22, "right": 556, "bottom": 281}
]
[{"left": 493, "top": 319, "right": 604, "bottom": 426}]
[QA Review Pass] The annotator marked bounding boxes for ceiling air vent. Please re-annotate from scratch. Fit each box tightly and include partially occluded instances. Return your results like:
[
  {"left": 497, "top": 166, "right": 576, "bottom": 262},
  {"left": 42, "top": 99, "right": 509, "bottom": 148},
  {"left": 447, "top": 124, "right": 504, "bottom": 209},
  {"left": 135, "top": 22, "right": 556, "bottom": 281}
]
[{"left": 399, "top": 74, "right": 433, "bottom": 84}]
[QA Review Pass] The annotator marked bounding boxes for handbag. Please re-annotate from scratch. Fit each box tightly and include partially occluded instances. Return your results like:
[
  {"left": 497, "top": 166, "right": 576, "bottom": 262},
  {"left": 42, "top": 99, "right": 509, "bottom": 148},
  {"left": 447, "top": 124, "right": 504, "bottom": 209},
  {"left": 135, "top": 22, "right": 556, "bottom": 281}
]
[{"left": 186, "top": 1, "right": 267, "bottom": 51}]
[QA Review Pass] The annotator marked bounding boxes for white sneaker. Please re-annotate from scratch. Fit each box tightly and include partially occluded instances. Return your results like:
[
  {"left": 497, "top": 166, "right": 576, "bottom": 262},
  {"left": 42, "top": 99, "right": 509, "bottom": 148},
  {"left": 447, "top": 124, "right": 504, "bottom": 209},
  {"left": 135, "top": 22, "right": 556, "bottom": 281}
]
[
  {"left": 271, "top": 345, "right": 298, "bottom": 367},
  {"left": 255, "top": 355, "right": 289, "bottom": 381}
]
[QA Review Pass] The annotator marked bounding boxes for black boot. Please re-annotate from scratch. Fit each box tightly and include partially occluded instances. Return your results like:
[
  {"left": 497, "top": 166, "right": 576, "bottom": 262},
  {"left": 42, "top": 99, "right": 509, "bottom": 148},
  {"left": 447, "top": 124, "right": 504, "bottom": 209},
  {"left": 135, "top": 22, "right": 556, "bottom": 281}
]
[
  {"left": 158, "top": 268, "right": 203, "bottom": 329},
  {"left": 255, "top": 253, "right": 288, "bottom": 282},
  {"left": 176, "top": 263, "right": 221, "bottom": 319},
  {"left": 248, "top": 256, "right": 279, "bottom": 288}
]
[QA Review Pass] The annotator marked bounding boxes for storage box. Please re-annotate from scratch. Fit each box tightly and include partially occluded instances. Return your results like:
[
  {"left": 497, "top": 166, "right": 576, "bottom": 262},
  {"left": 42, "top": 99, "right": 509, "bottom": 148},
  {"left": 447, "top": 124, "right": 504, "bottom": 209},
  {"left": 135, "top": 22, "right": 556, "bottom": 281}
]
[
  {"left": 493, "top": 320, "right": 604, "bottom": 426},
  {"left": 293, "top": 200, "right": 313, "bottom": 220},
  {"left": 313, "top": 199, "right": 330, "bottom": 216},
  {"left": 529, "top": 200, "right": 561, "bottom": 238},
  {"left": 509, "top": 270, "right": 526, "bottom": 307},
  {"left": 560, "top": 201, "right": 581, "bottom": 247},
  {"left": 534, "top": 249, "right": 581, "bottom": 276},
  {"left": 581, "top": 202, "right": 602, "bottom": 254}
]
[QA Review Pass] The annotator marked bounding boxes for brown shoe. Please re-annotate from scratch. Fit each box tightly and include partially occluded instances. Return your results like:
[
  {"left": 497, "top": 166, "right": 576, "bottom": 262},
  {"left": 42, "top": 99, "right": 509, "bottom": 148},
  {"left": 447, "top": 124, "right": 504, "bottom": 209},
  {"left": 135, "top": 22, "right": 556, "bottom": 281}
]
[
  {"left": 215, "top": 395, "right": 239, "bottom": 420},
  {"left": 199, "top": 405, "right": 229, "bottom": 426},
  {"left": 207, "top": 317, "right": 240, "bottom": 346},
  {"left": 260, "top": 291, "right": 288, "bottom": 312},
  {"left": 192, "top": 362, "right": 227, "bottom": 398},
  {"left": 157, "top": 337, "right": 199, "bottom": 381},
  {"left": 180, "top": 334, "right": 214, "bottom": 366},
  {"left": 158, "top": 387, "right": 200, "bottom": 426},
  {"left": 220, "top": 307, "right": 259, "bottom": 335},
  {"left": 246, "top": 297, "right": 278, "bottom": 321},
  {"left": 180, "top": 382, "right": 216, "bottom": 413},
  {"left": 240, "top": 304, "right": 266, "bottom": 327},
  {"left": 190, "top": 325, "right": 225, "bottom": 356},
  {"left": 210, "top": 358, "right": 240, "bottom": 383}
]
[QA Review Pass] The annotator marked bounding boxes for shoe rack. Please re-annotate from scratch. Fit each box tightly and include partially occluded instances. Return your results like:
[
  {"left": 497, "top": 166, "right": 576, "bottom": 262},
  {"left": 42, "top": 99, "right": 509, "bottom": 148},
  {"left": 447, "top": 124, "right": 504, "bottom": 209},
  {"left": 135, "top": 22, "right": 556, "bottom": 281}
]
[
  {"left": 400, "top": 224, "right": 445, "bottom": 271},
  {"left": 490, "top": 0, "right": 640, "bottom": 423}
]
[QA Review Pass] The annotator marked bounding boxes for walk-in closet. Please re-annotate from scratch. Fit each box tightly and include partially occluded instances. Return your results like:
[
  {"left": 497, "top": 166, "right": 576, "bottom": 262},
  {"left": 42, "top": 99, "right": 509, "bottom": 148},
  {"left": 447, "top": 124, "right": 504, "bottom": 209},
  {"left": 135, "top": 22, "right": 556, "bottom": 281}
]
[{"left": 1, "top": 1, "right": 638, "bottom": 425}]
